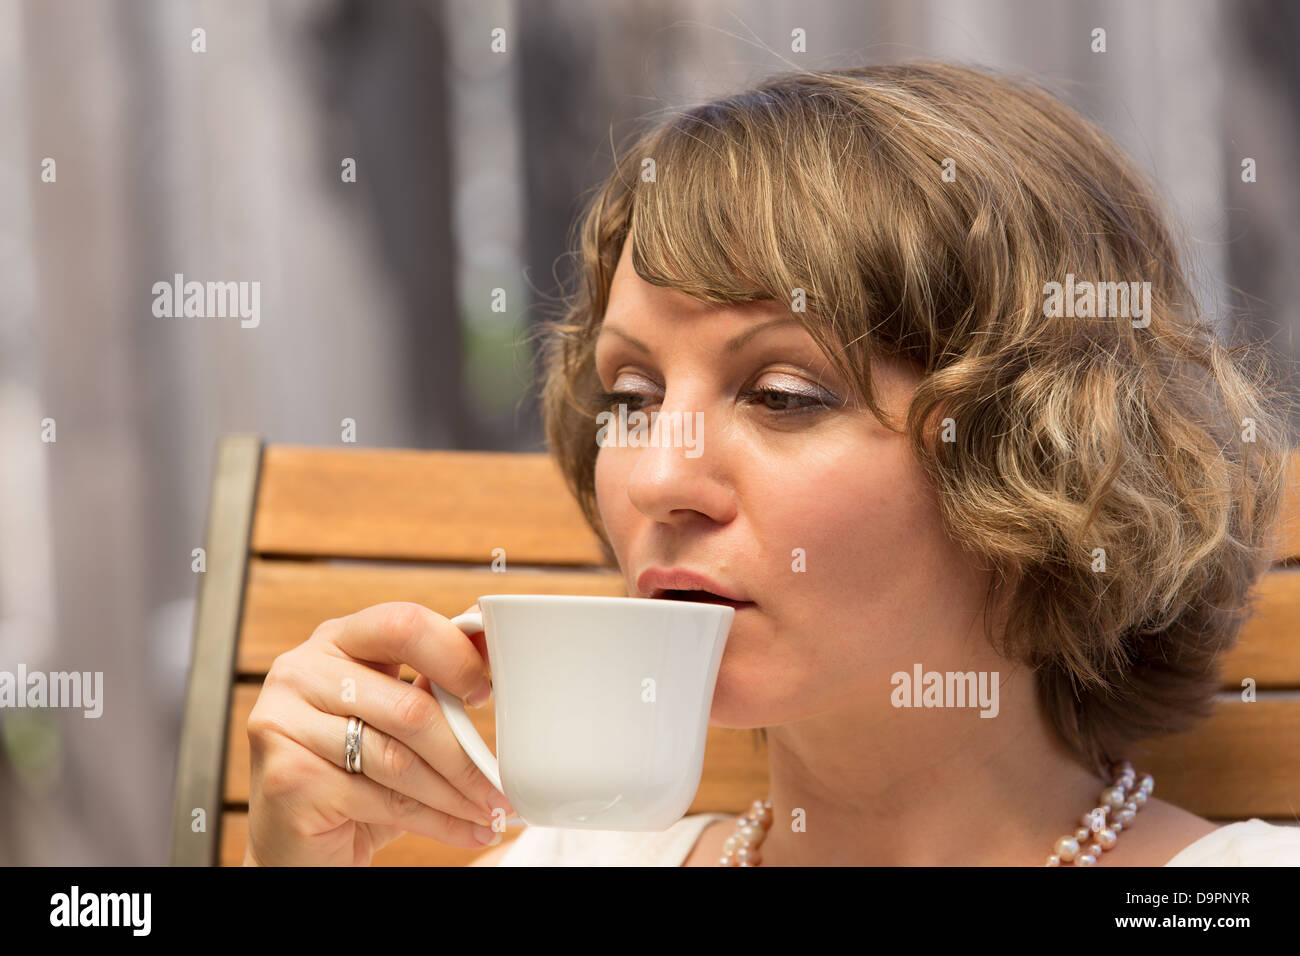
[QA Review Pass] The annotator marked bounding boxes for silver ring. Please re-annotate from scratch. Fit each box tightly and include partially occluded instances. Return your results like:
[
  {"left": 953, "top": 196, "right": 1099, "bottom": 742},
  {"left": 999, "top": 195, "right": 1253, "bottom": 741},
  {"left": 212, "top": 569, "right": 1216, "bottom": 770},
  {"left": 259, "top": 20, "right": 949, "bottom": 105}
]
[{"left": 345, "top": 716, "right": 364, "bottom": 774}]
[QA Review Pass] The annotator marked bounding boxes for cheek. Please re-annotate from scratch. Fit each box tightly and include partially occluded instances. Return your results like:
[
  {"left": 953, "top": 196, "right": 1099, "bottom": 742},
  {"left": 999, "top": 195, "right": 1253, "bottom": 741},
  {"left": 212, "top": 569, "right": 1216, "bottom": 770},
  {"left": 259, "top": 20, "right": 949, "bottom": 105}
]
[
  {"left": 713, "top": 436, "right": 949, "bottom": 719},
  {"left": 594, "top": 448, "right": 631, "bottom": 557},
  {"left": 758, "top": 433, "right": 945, "bottom": 618}
]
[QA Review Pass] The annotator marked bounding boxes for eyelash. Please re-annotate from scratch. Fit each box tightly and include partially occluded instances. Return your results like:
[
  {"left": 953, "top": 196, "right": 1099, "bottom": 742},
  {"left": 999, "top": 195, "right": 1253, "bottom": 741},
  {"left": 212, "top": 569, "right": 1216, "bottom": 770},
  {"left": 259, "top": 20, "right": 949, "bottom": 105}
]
[{"left": 597, "top": 384, "right": 830, "bottom": 417}]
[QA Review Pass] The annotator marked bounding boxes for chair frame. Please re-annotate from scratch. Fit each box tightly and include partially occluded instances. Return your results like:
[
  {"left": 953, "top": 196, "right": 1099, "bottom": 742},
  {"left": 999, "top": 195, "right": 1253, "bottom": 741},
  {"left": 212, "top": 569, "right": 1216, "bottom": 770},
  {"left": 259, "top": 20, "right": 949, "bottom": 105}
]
[{"left": 170, "top": 435, "right": 262, "bottom": 866}]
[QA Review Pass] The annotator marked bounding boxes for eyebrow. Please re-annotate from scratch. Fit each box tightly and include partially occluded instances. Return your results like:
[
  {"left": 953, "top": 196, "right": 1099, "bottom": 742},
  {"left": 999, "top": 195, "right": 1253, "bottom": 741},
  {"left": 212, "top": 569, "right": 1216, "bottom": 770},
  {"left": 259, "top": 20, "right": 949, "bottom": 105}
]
[{"left": 598, "top": 316, "right": 801, "bottom": 356}]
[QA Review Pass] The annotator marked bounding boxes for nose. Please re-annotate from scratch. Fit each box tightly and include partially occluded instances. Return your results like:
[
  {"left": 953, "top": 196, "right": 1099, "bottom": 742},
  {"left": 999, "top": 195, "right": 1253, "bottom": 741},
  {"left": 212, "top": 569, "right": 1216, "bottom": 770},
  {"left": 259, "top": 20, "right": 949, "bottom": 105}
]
[{"left": 622, "top": 399, "right": 736, "bottom": 526}]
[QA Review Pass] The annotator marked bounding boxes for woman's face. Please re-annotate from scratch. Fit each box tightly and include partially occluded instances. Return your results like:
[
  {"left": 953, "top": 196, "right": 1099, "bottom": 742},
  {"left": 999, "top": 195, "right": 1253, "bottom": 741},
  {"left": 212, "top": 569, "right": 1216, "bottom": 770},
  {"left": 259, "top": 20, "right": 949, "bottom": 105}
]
[{"left": 593, "top": 239, "right": 995, "bottom": 729}]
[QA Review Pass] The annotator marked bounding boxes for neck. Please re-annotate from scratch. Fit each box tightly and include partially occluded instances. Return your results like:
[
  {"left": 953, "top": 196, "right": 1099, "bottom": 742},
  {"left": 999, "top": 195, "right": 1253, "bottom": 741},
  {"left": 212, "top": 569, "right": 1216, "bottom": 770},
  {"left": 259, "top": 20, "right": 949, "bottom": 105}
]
[{"left": 757, "top": 666, "right": 1104, "bottom": 866}]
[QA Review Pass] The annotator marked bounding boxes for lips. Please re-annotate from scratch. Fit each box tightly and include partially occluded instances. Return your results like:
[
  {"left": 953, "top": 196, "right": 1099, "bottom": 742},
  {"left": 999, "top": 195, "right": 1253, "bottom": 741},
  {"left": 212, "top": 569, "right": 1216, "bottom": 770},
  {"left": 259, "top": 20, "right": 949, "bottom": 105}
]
[{"left": 636, "top": 567, "right": 755, "bottom": 608}]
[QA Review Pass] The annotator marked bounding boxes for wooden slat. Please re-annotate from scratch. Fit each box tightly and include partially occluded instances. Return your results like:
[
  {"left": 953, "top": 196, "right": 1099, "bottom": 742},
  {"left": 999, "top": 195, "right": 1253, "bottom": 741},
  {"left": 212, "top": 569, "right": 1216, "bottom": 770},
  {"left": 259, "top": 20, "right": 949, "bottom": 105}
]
[
  {"left": 220, "top": 809, "right": 523, "bottom": 866},
  {"left": 232, "top": 558, "right": 1300, "bottom": 688},
  {"left": 1275, "top": 452, "right": 1300, "bottom": 562},
  {"left": 1222, "top": 569, "right": 1300, "bottom": 687},
  {"left": 228, "top": 691, "right": 1293, "bottom": 824},
  {"left": 251, "top": 447, "right": 611, "bottom": 564},
  {"left": 1132, "top": 697, "right": 1300, "bottom": 819},
  {"left": 224, "top": 675, "right": 1300, "bottom": 816},
  {"left": 236, "top": 560, "right": 627, "bottom": 678},
  {"left": 223, "top": 687, "right": 1300, "bottom": 844},
  {"left": 222, "top": 683, "right": 770, "bottom": 809}
]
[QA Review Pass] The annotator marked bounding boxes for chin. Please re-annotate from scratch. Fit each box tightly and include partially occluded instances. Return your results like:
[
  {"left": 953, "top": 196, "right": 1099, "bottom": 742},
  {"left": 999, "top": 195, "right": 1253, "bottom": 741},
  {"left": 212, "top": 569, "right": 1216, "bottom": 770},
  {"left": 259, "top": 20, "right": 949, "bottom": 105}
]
[{"left": 706, "top": 672, "right": 773, "bottom": 730}]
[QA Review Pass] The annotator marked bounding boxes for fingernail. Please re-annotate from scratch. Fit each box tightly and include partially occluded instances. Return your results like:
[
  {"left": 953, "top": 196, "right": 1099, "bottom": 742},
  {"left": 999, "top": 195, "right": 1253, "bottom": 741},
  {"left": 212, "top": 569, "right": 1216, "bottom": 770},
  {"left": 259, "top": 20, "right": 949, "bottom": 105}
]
[
  {"left": 474, "top": 825, "right": 503, "bottom": 846},
  {"left": 482, "top": 791, "right": 515, "bottom": 821},
  {"left": 493, "top": 792, "right": 516, "bottom": 817},
  {"left": 467, "top": 677, "right": 492, "bottom": 708}
]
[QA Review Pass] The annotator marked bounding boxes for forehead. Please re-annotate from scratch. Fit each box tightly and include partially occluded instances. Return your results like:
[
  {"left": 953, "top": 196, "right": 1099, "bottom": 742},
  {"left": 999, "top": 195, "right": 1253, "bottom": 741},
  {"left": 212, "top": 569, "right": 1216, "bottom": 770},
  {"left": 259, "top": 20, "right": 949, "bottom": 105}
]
[
  {"left": 605, "top": 237, "right": 792, "bottom": 327},
  {"left": 600, "top": 240, "right": 925, "bottom": 407}
]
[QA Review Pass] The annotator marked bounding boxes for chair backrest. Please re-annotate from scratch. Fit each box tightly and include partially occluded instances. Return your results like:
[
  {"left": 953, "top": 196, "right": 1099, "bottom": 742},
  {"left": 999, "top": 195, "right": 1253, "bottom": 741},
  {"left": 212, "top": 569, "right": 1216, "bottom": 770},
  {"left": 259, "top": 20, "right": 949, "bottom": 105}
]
[
  {"left": 169, "top": 436, "right": 769, "bottom": 865},
  {"left": 1131, "top": 451, "right": 1300, "bottom": 821},
  {"left": 170, "top": 437, "right": 1300, "bottom": 865}
]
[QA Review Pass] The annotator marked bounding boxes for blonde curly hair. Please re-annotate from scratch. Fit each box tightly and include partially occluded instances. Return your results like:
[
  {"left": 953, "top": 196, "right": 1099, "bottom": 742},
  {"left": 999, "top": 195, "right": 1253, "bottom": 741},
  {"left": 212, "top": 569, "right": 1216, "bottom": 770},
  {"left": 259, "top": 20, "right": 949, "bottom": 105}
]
[{"left": 532, "top": 61, "right": 1293, "bottom": 777}]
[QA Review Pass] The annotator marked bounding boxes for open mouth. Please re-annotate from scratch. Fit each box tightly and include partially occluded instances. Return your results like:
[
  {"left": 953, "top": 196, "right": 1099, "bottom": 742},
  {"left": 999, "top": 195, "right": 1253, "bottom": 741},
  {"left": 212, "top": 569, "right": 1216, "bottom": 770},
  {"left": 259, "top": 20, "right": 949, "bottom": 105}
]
[{"left": 657, "top": 589, "right": 755, "bottom": 609}]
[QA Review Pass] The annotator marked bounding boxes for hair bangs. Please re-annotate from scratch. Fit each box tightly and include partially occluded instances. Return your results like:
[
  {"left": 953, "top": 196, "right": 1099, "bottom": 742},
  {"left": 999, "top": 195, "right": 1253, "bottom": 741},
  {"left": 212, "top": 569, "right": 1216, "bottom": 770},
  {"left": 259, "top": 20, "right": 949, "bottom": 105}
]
[{"left": 615, "top": 98, "right": 899, "bottom": 421}]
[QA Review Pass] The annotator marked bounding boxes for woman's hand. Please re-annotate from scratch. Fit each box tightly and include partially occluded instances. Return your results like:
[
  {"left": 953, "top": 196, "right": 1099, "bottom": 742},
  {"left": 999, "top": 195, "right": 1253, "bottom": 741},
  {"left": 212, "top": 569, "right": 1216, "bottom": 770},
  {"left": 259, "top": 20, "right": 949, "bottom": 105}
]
[{"left": 243, "top": 601, "right": 514, "bottom": 866}]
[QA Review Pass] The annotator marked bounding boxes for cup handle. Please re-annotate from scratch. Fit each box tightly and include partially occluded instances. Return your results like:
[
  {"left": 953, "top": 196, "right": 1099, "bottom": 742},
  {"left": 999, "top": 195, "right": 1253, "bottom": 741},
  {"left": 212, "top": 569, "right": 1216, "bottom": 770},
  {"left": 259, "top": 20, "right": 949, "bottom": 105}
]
[{"left": 427, "top": 611, "right": 503, "bottom": 793}]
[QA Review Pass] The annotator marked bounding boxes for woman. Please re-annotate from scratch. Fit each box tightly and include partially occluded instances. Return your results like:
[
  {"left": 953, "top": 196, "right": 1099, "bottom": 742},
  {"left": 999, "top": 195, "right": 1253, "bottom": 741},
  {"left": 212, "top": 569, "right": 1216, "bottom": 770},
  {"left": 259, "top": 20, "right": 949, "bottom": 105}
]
[{"left": 245, "top": 62, "right": 1298, "bottom": 866}]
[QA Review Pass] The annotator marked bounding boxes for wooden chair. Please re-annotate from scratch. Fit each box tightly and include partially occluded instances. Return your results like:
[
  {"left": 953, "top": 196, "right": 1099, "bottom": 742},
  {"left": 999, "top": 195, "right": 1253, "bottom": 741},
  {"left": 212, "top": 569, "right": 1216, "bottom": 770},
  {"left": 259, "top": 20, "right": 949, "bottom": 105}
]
[{"left": 169, "top": 436, "right": 1300, "bottom": 865}]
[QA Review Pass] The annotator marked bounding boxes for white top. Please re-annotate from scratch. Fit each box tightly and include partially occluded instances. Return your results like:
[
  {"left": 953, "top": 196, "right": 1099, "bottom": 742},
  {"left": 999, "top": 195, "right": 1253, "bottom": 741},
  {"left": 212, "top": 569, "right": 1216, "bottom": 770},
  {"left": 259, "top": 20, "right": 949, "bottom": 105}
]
[
  {"left": 1163, "top": 819, "right": 1300, "bottom": 866},
  {"left": 496, "top": 814, "right": 1300, "bottom": 866}
]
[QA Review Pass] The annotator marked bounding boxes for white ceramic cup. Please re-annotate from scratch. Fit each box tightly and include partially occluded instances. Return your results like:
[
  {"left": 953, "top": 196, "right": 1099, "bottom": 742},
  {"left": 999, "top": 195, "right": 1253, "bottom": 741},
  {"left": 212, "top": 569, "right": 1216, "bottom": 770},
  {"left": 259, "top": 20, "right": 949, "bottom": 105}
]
[{"left": 428, "top": 594, "right": 734, "bottom": 830}]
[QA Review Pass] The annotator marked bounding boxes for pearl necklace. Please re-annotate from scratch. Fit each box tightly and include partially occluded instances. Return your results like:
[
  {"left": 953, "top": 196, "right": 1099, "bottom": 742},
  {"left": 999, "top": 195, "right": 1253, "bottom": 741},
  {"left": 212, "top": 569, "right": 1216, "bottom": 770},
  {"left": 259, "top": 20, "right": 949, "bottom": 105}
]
[{"left": 716, "top": 760, "right": 1152, "bottom": 866}]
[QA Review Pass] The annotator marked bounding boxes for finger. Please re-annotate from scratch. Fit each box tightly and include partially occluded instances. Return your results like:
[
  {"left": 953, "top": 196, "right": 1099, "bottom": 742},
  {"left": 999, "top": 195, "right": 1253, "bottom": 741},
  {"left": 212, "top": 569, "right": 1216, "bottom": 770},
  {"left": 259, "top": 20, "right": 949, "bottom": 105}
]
[
  {"left": 282, "top": 692, "right": 498, "bottom": 827},
  {"left": 305, "top": 747, "right": 502, "bottom": 850},
  {"left": 316, "top": 602, "right": 490, "bottom": 704},
  {"left": 460, "top": 604, "right": 490, "bottom": 679},
  {"left": 279, "top": 652, "right": 512, "bottom": 819}
]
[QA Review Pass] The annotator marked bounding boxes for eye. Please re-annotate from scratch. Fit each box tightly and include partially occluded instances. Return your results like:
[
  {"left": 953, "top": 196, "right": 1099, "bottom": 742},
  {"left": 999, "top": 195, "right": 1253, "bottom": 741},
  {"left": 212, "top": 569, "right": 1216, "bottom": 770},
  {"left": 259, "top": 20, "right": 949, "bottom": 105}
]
[
  {"left": 597, "top": 381, "right": 836, "bottom": 418},
  {"left": 597, "top": 373, "right": 658, "bottom": 413},
  {"left": 737, "top": 384, "right": 830, "bottom": 415},
  {"left": 598, "top": 389, "right": 650, "bottom": 412}
]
